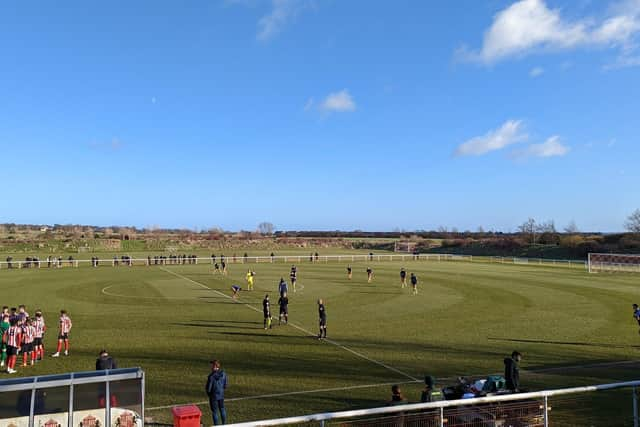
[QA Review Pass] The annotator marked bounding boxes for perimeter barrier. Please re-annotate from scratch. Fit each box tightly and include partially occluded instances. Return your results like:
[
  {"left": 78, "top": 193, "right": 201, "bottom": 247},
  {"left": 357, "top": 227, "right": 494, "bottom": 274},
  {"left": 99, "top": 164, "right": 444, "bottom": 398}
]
[
  {"left": 0, "top": 368, "right": 144, "bottom": 427},
  {"left": 222, "top": 380, "right": 640, "bottom": 427},
  {"left": 0, "top": 253, "right": 588, "bottom": 270}
]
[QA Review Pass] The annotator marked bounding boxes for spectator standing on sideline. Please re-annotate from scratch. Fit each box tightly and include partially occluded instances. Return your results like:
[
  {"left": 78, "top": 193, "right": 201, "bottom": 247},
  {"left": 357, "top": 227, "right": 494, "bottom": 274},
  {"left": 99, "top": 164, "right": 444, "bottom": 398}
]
[
  {"left": 96, "top": 349, "right": 117, "bottom": 370},
  {"left": 504, "top": 351, "right": 522, "bottom": 392},
  {"left": 206, "top": 359, "right": 228, "bottom": 425}
]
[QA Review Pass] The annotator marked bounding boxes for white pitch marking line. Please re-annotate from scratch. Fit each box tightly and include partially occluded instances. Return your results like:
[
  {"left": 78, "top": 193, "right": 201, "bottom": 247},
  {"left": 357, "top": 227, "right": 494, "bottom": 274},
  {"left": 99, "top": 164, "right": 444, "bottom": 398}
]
[
  {"left": 147, "top": 358, "right": 640, "bottom": 411},
  {"left": 159, "top": 267, "right": 418, "bottom": 382},
  {"left": 147, "top": 380, "right": 421, "bottom": 411}
]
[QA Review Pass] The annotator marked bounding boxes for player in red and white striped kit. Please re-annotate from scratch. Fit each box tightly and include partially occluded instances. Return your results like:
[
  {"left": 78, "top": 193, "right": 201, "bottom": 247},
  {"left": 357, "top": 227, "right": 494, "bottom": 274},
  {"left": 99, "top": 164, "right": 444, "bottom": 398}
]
[
  {"left": 33, "top": 310, "right": 46, "bottom": 360},
  {"left": 22, "top": 318, "right": 36, "bottom": 366},
  {"left": 3, "top": 319, "right": 22, "bottom": 373},
  {"left": 51, "top": 310, "right": 72, "bottom": 357}
]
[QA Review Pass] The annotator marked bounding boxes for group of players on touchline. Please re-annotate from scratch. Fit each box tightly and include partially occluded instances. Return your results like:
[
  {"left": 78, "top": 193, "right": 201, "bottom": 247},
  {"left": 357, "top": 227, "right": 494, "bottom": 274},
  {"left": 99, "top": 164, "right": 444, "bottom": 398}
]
[
  {"left": 1, "top": 306, "right": 73, "bottom": 374},
  {"left": 229, "top": 265, "right": 420, "bottom": 339}
]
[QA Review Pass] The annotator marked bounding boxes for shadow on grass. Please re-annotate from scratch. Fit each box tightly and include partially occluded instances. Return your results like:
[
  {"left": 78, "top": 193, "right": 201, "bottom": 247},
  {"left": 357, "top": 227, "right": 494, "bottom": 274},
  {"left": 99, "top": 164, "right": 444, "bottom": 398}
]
[
  {"left": 171, "top": 322, "right": 261, "bottom": 330},
  {"left": 488, "top": 336, "right": 640, "bottom": 350},
  {"left": 216, "top": 331, "right": 300, "bottom": 338}
]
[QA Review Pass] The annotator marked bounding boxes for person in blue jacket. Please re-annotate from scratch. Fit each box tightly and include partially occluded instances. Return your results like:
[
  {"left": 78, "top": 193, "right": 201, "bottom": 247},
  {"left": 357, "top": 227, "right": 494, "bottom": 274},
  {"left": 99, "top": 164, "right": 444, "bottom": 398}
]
[{"left": 206, "top": 359, "right": 228, "bottom": 425}]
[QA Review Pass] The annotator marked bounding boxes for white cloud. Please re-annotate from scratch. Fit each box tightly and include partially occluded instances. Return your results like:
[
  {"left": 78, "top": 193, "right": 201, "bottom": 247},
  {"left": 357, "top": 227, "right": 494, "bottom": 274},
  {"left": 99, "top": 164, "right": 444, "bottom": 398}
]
[
  {"left": 529, "top": 66, "right": 545, "bottom": 77},
  {"left": 318, "top": 89, "right": 356, "bottom": 113},
  {"left": 257, "top": 0, "right": 310, "bottom": 42},
  {"left": 462, "top": 0, "right": 640, "bottom": 64},
  {"left": 455, "top": 120, "right": 527, "bottom": 156},
  {"left": 303, "top": 97, "right": 315, "bottom": 111},
  {"left": 521, "top": 136, "right": 570, "bottom": 157}
]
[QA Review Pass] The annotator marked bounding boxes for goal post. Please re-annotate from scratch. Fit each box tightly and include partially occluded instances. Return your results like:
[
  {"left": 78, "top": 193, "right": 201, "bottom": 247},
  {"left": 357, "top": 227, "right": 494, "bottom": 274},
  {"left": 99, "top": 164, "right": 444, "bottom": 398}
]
[{"left": 588, "top": 253, "right": 640, "bottom": 273}]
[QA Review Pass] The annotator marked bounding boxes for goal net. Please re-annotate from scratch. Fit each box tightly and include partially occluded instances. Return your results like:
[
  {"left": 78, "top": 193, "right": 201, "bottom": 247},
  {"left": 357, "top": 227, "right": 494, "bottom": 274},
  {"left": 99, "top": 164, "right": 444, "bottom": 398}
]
[
  {"left": 394, "top": 241, "right": 417, "bottom": 253},
  {"left": 588, "top": 253, "right": 640, "bottom": 273}
]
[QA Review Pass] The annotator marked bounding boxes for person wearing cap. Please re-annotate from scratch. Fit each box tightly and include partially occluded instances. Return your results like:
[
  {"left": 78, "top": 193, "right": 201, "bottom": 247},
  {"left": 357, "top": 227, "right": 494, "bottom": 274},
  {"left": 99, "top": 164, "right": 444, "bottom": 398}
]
[
  {"left": 421, "top": 376, "right": 444, "bottom": 402},
  {"left": 96, "top": 349, "right": 117, "bottom": 370},
  {"left": 206, "top": 359, "right": 228, "bottom": 425}
]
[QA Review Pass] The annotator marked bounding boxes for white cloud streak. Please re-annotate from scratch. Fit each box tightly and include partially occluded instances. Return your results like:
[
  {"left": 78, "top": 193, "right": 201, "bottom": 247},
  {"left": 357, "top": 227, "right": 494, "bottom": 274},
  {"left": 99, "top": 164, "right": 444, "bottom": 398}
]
[
  {"left": 257, "top": 0, "right": 309, "bottom": 41},
  {"left": 521, "top": 135, "right": 570, "bottom": 157},
  {"left": 461, "top": 0, "right": 640, "bottom": 65},
  {"left": 455, "top": 120, "right": 527, "bottom": 156},
  {"left": 529, "top": 66, "right": 545, "bottom": 77},
  {"left": 318, "top": 89, "right": 356, "bottom": 113}
]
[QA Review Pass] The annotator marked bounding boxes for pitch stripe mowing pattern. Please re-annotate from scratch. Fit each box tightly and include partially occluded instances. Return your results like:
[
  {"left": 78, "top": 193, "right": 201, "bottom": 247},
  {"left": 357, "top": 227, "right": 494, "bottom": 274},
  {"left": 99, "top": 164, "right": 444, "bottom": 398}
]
[{"left": 159, "top": 267, "right": 418, "bottom": 381}]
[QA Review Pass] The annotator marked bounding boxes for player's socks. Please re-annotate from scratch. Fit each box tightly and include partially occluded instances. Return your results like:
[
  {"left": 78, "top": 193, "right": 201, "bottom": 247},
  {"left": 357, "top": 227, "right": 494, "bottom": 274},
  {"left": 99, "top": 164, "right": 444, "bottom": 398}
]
[
  {"left": 22, "top": 353, "right": 27, "bottom": 366},
  {"left": 56, "top": 341, "right": 62, "bottom": 354}
]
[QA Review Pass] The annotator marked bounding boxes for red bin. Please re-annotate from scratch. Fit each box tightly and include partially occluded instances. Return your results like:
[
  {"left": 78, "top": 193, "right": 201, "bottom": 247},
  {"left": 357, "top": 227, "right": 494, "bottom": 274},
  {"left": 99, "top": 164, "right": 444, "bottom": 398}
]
[{"left": 172, "top": 405, "right": 202, "bottom": 427}]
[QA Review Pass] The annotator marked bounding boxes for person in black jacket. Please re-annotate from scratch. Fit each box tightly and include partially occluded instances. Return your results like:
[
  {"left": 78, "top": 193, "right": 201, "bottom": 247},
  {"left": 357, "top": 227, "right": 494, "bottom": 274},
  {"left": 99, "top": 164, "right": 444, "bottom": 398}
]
[
  {"left": 96, "top": 349, "right": 117, "bottom": 370},
  {"left": 504, "top": 351, "right": 522, "bottom": 392}
]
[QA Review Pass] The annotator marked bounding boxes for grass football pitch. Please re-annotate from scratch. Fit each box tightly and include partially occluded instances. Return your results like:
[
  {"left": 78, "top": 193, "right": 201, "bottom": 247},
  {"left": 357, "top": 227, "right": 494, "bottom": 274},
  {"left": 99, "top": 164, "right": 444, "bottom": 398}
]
[{"left": 1, "top": 255, "right": 640, "bottom": 425}]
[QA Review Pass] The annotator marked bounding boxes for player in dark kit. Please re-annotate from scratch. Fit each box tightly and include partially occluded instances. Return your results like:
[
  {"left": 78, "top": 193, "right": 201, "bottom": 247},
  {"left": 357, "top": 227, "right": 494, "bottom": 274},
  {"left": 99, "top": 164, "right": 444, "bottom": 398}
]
[
  {"left": 263, "top": 295, "right": 272, "bottom": 330},
  {"left": 317, "top": 299, "right": 327, "bottom": 339},
  {"left": 347, "top": 265, "right": 352, "bottom": 280},
  {"left": 278, "top": 278, "right": 288, "bottom": 297},
  {"left": 231, "top": 285, "right": 241, "bottom": 299},
  {"left": 410, "top": 273, "right": 418, "bottom": 295},
  {"left": 633, "top": 304, "right": 640, "bottom": 333},
  {"left": 290, "top": 265, "right": 297, "bottom": 292},
  {"left": 400, "top": 268, "right": 407, "bottom": 288},
  {"left": 278, "top": 292, "right": 289, "bottom": 325}
]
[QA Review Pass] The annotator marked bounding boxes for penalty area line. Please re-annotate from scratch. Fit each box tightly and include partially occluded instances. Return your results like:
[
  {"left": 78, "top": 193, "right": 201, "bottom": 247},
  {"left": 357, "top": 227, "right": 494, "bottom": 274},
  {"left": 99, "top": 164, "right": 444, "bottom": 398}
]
[{"left": 159, "top": 267, "right": 418, "bottom": 382}]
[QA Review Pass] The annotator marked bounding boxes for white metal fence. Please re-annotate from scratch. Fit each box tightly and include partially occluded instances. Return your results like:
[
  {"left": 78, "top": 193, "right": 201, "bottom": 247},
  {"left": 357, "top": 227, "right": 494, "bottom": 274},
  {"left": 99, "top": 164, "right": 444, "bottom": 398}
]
[
  {"left": 0, "top": 253, "right": 592, "bottom": 271},
  {"left": 222, "top": 380, "right": 640, "bottom": 427}
]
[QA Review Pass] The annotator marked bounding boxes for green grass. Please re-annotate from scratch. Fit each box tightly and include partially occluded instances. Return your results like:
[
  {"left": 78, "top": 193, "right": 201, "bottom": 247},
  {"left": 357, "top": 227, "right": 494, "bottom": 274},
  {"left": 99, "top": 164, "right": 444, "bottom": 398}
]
[{"left": 1, "top": 256, "right": 640, "bottom": 425}]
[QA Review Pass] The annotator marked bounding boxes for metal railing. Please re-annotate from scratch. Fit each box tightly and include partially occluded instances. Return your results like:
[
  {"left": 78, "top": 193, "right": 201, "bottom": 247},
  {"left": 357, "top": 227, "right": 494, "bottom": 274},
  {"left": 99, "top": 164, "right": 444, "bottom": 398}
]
[
  {"left": 223, "top": 380, "right": 640, "bottom": 427},
  {"left": 0, "top": 253, "right": 593, "bottom": 271}
]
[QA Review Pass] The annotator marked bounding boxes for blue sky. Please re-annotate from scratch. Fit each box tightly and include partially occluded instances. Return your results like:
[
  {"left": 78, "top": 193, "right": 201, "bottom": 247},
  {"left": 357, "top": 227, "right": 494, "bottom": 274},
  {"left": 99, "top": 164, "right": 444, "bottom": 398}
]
[{"left": 1, "top": 0, "right": 638, "bottom": 232}]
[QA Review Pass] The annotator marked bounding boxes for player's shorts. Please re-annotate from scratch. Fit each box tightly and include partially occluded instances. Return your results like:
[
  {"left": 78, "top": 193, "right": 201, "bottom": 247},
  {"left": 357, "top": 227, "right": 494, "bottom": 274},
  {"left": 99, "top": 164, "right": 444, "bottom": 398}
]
[
  {"left": 22, "top": 342, "right": 33, "bottom": 353},
  {"left": 319, "top": 317, "right": 327, "bottom": 327},
  {"left": 58, "top": 333, "right": 69, "bottom": 340},
  {"left": 6, "top": 346, "right": 18, "bottom": 356},
  {"left": 33, "top": 338, "right": 43, "bottom": 346},
  {"left": 280, "top": 306, "right": 288, "bottom": 314}
]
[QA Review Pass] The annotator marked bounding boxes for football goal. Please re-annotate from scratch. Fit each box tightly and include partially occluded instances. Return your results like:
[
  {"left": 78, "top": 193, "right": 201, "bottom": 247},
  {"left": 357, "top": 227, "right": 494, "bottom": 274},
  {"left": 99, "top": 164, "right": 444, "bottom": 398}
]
[{"left": 588, "top": 253, "right": 640, "bottom": 273}]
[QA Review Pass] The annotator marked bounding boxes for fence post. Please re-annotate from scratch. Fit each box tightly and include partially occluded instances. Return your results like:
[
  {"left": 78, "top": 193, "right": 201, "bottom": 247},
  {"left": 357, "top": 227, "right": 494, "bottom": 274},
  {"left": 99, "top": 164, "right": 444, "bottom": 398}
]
[
  {"left": 544, "top": 395, "right": 549, "bottom": 427},
  {"left": 633, "top": 386, "right": 639, "bottom": 427},
  {"left": 439, "top": 406, "right": 444, "bottom": 427}
]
